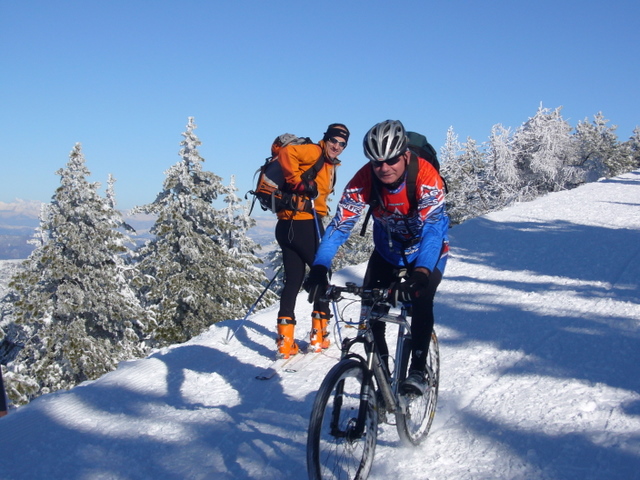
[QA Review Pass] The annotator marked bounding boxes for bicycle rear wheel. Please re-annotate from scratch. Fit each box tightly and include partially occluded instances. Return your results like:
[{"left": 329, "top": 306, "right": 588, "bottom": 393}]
[
  {"left": 307, "top": 358, "right": 378, "bottom": 480},
  {"left": 396, "top": 331, "right": 440, "bottom": 446}
]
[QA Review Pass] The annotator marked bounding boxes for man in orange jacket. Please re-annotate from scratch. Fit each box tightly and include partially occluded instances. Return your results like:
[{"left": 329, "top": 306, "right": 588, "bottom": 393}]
[{"left": 275, "top": 123, "right": 349, "bottom": 358}]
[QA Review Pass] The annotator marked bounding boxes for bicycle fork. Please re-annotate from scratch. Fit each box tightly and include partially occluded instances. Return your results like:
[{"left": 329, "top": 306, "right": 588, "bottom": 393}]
[{"left": 330, "top": 305, "right": 412, "bottom": 439}]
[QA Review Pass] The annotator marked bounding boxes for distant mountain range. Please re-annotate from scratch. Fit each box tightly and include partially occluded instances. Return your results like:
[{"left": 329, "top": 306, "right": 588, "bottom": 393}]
[
  {"left": 0, "top": 201, "right": 277, "bottom": 260},
  {"left": 248, "top": 214, "right": 277, "bottom": 247},
  {"left": 0, "top": 201, "right": 41, "bottom": 259}
]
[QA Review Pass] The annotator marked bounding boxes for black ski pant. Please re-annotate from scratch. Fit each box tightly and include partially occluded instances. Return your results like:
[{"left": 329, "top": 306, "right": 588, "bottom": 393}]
[
  {"left": 363, "top": 249, "right": 442, "bottom": 373},
  {"left": 276, "top": 218, "right": 328, "bottom": 322}
]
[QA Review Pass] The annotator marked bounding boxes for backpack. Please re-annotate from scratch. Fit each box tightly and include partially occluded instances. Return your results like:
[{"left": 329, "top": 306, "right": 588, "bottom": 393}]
[
  {"left": 247, "top": 134, "right": 325, "bottom": 214},
  {"left": 359, "top": 131, "right": 443, "bottom": 236},
  {"left": 407, "top": 131, "right": 440, "bottom": 172}
]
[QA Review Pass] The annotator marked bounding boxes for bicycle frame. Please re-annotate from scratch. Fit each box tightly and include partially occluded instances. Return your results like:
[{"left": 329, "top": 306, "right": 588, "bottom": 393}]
[
  {"left": 329, "top": 285, "right": 413, "bottom": 418},
  {"left": 308, "top": 282, "right": 440, "bottom": 479}
]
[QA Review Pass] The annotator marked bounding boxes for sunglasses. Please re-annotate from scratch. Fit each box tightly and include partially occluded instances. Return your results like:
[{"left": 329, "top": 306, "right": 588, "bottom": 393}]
[
  {"left": 371, "top": 153, "right": 404, "bottom": 167},
  {"left": 328, "top": 137, "right": 347, "bottom": 148}
]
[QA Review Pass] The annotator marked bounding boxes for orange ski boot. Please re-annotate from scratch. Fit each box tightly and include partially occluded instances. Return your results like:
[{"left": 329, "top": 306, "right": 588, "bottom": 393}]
[
  {"left": 310, "top": 311, "right": 331, "bottom": 353},
  {"left": 276, "top": 318, "right": 299, "bottom": 359}
]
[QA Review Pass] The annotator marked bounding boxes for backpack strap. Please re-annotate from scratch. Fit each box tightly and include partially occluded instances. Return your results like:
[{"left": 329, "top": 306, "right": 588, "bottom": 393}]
[
  {"left": 360, "top": 165, "right": 380, "bottom": 237},
  {"left": 406, "top": 152, "right": 419, "bottom": 211},
  {"left": 300, "top": 152, "right": 326, "bottom": 183},
  {"left": 284, "top": 148, "right": 328, "bottom": 214}
]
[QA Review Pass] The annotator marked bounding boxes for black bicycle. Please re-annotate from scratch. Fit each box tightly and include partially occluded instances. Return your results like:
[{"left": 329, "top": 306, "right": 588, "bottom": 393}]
[{"left": 307, "top": 282, "right": 440, "bottom": 480}]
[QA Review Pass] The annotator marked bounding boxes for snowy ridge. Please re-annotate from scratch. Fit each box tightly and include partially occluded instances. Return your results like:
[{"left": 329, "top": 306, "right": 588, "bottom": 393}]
[{"left": 1, "top": 171, "right": 639, "bottom": 479}]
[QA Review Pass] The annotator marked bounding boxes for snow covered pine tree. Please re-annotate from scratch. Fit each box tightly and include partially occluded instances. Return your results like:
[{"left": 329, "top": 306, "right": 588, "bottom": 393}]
[
  {"left": 5, "top": 143, "right": 149, "bottom": 405},
  {"left": 133, "top": 117, "right": 271, "bottom": 345}
]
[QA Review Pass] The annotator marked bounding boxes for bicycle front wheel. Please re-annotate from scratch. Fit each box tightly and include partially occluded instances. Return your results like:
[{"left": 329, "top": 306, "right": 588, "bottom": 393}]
[
  {"left": 307, "top": 358, "right": 378, "bottom": 480},
  {"left": 396, "top": 331, "right": 440, "bottom": 446}
]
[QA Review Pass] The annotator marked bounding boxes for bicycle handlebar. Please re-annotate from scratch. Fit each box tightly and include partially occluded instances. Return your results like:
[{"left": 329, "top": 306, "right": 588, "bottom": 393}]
[{"left": 323, "top": 282, "right": 391, "bottom": 302}]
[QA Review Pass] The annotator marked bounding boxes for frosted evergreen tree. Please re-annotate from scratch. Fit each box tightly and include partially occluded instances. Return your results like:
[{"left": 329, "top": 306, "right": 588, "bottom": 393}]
[
  {"left": 106, "top": 174, "right": 117, "bottom": 209},
  {"left": 4, "top": 144, "right": 149, "bottom": 405},
  {"left": 220, "top": 176, "right": 258, "bottom": 255},
  {"left": 133, "top": 117, "right": 265, "bottom": 345},
  {"left": 627, "top": 127, "right": 640, "bottom": 168},
  {"left": 573, "top": 112, "right": 632, "bottom": 180},
  {"left": 460, "top": 137, "right": 489, "bottom": 210},
  {"left": 442, "top": 134, "right": 489, "bottom": 225},
  {"left": 439, "top": 127, "right": 465, "bottom": 224},
  {"left": 440, "top": 126, "right": 461, "bottom": 167},
  {"left": 485, "top": 123, "right": 519, "bottom": 208},
  {"left": 512, "top": 105, "right": 576, "bottom": 194},
  {"left": 220, "top": 175, "right": 277, "bottom": 310},
  {"left": 264, "top": 243, "right": 285, "bottom": 294}
]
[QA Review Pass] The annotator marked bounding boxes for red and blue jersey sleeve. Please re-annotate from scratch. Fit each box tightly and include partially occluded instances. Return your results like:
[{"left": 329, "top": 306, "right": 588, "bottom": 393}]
[{"left": 313, "top": 164, "right": 373, "bottom": 268}]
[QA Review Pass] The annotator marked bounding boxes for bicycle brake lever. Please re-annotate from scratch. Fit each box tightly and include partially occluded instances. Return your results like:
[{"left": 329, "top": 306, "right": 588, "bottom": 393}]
[{"left": 324, "top": 285, "right": 342, "bottom": 301}]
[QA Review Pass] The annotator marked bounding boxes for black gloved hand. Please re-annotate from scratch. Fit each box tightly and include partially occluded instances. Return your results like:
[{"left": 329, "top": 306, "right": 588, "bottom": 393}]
[
  {"left": 391, "top": 270, "right": 430, "bottom": 306},
  {"left": 290, "top": 180, "right": 318, "bottom": 198},
  {"left": 304, "top": 179, "right": 318, "bottom": 199},
  {"left": 303, "top": 265, "right": 329, "bottom": 303}
]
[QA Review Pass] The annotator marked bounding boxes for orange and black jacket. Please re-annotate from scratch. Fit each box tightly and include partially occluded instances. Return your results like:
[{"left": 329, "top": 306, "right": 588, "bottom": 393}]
[{"left": 276, "top": 140, "right": 340, "bottom": 220}]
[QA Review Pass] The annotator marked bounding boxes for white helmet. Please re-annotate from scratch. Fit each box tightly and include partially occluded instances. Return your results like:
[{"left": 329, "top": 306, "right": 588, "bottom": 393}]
[{"left": 363, "top": 120, "right": 409, "bottom": 163}]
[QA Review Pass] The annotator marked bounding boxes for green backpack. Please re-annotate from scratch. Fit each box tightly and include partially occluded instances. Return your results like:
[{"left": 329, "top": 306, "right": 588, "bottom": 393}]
[{"left": 407, "top": 131, "right": 440, "bottom": 172}]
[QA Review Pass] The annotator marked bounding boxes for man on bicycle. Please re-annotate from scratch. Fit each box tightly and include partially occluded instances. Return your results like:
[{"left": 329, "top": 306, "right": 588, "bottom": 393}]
[{"left": 305, "top": 119, "right": 449, "bottom": 395}]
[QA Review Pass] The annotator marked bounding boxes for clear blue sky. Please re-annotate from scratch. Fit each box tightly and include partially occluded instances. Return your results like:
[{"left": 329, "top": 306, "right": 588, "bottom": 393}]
[{"left": 2, "top": 0, "right": 639, "bottom": 211}]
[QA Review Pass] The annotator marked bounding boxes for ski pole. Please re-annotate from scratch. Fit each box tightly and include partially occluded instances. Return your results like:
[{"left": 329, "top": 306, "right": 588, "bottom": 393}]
[
  {"left": 224, "top": 263, "right": 283, "bottom": 344},
  {"left": 310, "top": 199, "right": 323, "bottom": 243},
  {"left": 0, "top": 367, "right": 8, "bottom": 417}
]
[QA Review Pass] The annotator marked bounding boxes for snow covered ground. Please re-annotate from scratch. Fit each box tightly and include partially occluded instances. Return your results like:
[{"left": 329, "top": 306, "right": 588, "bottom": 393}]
[{"left": 1, "top": 171, "right": 639, "bottom": 479}]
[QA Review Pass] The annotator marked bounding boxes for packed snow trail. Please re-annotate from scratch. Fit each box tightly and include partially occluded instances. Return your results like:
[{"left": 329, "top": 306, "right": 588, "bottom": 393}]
[{"left": 0, "top": 171, "right": 639, "bottom": 479}]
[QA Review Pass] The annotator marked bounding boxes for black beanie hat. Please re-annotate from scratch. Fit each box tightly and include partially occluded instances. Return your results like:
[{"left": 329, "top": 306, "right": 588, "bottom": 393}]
[{"left": 323, "top": 123, "right": 350, "bottom": 143}]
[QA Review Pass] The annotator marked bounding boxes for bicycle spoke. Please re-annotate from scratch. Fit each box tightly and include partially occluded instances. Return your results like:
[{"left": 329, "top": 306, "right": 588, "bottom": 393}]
[
  {"left": 308, "top": 359, "right": 378, "bottom": 480},
  {"left": 396, "top": 332, "right": 439, "bottom": 446},
  {"left": 309, "top": 283, "right": 442, "bottom": 475}
]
